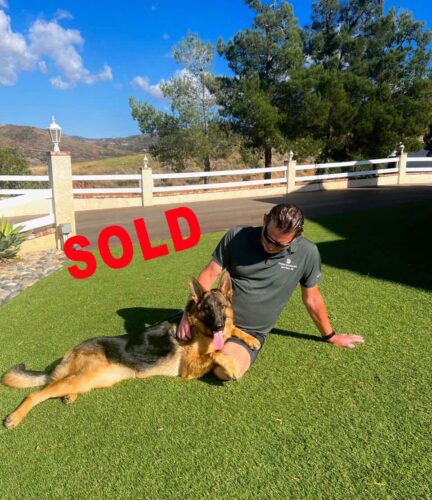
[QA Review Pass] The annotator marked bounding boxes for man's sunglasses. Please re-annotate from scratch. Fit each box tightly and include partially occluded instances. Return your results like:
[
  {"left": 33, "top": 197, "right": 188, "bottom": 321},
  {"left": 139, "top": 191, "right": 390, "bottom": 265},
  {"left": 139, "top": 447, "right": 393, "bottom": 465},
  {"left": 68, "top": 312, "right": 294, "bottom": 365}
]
[{"left": 261, "top": 224, "right": 295, "bottom": 248}]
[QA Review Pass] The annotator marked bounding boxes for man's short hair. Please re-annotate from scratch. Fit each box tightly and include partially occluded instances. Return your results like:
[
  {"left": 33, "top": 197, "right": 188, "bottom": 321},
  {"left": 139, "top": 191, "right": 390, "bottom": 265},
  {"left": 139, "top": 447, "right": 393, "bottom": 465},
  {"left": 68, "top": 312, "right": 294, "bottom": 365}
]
[{"left": 267, "top": 204, "right": 304, "bottom": 235}]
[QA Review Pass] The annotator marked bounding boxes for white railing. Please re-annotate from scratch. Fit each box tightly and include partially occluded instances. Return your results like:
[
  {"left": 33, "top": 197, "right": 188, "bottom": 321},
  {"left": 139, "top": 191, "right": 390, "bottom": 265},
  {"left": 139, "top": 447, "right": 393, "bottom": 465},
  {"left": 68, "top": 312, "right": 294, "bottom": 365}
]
[
  {"left": 0, "top": 156, "right": 431, "bottom": 199},
  {"left": 72, "top": 167, "right": 286, "bottom": 194},
  {"left": 153, "top": 166, "right": 286, "bottom": 192},
  {"left": 406, "top": 157, "right": 432, "bottom": 173},
  {"left": 0, "top": 175, "right": 49, "bottom": 196},
  {"left": 0, "top": 190, "right": 54, "bottom": 232},
  {"left": 295, "top": 157, "right": 399, "bottom": 182}
]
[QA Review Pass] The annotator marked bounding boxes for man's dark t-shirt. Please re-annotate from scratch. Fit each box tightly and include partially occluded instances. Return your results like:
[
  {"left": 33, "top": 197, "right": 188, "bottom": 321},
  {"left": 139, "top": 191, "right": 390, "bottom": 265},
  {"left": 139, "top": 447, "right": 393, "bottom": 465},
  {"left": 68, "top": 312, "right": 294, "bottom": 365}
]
[{"left": 212, "top": 226, "right": 322, "bottom": 337}]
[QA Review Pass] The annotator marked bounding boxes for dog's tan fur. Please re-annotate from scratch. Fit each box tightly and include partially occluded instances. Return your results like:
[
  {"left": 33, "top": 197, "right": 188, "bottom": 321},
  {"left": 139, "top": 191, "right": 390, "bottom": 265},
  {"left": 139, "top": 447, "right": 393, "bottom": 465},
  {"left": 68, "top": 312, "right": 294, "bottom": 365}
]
[{"left": 2, "top": 272, "right": 259, "bottom": 429}]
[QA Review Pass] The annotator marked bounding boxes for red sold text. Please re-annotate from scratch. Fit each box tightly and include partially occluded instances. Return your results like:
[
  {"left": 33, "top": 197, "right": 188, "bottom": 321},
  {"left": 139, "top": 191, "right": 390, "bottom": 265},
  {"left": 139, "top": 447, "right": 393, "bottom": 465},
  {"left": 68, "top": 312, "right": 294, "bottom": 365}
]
[{"left": 64, "top": 206, "right": 200, "bottom": 279}]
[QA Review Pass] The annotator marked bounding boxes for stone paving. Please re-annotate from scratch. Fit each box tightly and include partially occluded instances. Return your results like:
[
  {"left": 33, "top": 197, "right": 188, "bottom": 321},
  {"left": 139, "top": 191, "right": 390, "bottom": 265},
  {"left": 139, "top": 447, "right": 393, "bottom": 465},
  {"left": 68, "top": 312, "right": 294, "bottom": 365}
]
[{"left": 0, "top": 250, "right": 67, "bottom": 306}]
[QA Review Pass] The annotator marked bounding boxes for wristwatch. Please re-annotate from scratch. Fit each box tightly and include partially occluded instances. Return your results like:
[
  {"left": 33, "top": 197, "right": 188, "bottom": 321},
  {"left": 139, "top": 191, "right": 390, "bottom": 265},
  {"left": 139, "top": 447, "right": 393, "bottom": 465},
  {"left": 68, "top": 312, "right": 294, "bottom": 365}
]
[{"left": 322, "top": 330, "right": 336, "bottom": 342}]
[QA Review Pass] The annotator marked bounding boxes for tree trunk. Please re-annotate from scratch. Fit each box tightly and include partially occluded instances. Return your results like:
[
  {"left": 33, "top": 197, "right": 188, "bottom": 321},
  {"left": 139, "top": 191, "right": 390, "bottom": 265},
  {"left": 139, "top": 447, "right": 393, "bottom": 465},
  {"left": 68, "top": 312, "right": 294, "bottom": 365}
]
[
  {"left": 204, "top": 155, "right": 210, "bottom": 184},
  {"left": 264, "top": 146, "right": 272, "bottom": 181}
]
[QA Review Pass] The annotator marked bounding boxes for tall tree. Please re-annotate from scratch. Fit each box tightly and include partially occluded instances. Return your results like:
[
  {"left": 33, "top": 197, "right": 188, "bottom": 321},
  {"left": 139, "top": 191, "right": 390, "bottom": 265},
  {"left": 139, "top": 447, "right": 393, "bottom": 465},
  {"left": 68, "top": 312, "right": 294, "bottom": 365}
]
[
  {"left": 217, "top": 0, "right": 304, "bottom": 177},
  {"left": 424, "top": 123, "right": 432, "bottom": 156},
  {"left": 130, "top": 32, "right": 232, "bottom": 174},
  {"left": 291, "top": 0, "right": 432, "bottom": 161}
]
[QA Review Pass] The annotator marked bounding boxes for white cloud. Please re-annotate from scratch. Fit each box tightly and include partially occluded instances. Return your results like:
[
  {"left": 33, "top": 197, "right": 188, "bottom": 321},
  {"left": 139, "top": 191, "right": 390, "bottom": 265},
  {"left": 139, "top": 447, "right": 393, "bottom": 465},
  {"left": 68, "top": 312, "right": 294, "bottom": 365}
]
[
  {"left": 54, "top": 9, "right": 74, "bottom": 21},
  {"left": 38, "top": 60, "right": 48, "bottom": 73},
  {"left": 0, "top": 11, "right": 36, "bottom": 85},
  {"left": 50, "top": 76, "right": 73, "bottom": 89},
  {"left": 82, "top": 64, "right": 113, "bottom": 85},
  {"left": 0, "top": 11, "right": 113, "bottom": 88},
  {"left": 131, "top": 69, "right": 214, "bottom": 103},
  {"left": 131, "top": 75, "right": 164, "bottom": 100},
  {"left": 29, "top": 19, "right": 113, "bottom": 88},
  {"left": 0, "top": 0, "right": 9, "bottom": 9}
]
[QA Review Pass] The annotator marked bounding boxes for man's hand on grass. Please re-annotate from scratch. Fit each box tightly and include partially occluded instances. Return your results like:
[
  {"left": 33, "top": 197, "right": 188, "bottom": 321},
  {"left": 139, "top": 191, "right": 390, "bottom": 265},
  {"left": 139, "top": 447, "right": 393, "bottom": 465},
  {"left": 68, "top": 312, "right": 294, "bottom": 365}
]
[
  {"left": 177, "top": 312, "right": 192, "bottom": 341},
  {"left": 328, "top": 334, "right": 365, "bottom": 348}
]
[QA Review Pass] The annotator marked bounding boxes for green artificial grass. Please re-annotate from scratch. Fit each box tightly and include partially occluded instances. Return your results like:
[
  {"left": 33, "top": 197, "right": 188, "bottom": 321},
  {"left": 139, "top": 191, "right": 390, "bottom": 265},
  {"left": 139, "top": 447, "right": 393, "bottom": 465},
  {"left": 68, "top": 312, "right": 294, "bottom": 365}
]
[{"left": 0, "top": 203, "right": 431, "bottom": 499}]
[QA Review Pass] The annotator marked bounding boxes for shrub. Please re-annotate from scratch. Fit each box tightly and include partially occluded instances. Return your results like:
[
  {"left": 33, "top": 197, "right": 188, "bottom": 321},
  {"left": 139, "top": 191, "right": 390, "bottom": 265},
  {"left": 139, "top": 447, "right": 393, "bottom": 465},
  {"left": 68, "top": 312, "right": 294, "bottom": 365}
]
[
  {"left": 0, "top": 219, "right": 27, "bottom": 261},
  {"left": 0, "top": 148, "right": 31, "bottom": 189}
]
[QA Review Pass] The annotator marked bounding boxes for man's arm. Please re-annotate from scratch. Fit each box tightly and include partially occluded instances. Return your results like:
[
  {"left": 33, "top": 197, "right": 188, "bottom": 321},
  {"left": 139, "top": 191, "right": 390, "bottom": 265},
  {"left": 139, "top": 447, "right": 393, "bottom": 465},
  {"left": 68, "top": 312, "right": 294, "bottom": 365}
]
[
  {"left": 197, "top": 260, "right": 223, "bottom": 290},
  {"left": 301, "top": 285, "right": 364, "bottom": 348},
  {"left": 177, "top": 260, "right": 223, "bottom": 340}
]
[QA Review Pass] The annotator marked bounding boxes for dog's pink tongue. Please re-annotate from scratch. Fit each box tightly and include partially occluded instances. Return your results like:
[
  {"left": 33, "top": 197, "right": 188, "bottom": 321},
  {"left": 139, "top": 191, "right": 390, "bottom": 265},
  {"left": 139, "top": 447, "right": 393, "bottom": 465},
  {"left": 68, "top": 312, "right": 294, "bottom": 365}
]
[{"left": 213, "top": 330, "right": 225, "bottom": 351}]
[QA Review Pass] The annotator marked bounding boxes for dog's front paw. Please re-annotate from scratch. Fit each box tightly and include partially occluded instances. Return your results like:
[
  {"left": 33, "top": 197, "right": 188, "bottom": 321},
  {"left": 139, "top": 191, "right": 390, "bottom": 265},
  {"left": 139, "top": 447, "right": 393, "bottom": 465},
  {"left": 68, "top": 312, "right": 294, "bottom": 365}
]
[
  {"left": 246, "top": 337, "right": 261, "bottom": 351},
  {"left": 230, "top": 366, "right": 242, "bottom": 381},
  {"left": 3, "top": 412, "right": 20, "bottom": 430},
  {"left": 223, "top": 362, "right": 242, "bottom": 381}
]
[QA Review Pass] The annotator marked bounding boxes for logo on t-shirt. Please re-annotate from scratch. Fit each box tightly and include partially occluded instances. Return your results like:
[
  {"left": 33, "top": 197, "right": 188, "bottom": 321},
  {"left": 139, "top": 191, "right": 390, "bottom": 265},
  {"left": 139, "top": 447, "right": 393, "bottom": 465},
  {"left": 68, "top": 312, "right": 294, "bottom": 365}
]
[{"left": 279, "top": 258, "right": 298, "bottom": 271}]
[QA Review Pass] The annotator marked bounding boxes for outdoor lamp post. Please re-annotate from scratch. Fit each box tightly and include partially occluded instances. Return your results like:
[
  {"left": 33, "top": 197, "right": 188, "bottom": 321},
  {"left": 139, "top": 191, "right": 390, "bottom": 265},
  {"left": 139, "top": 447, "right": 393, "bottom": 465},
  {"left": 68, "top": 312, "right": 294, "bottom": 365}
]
[{"left": 48, "top": 116, "right": 62, "bottom": 152}]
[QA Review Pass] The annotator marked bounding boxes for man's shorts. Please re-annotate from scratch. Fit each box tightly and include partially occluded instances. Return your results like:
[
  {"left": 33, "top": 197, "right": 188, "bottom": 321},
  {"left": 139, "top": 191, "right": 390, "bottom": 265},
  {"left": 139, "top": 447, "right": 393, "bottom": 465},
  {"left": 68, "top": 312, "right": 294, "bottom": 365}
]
[{"left": 226, "top": 331, "right": 265, "bottom": 365}]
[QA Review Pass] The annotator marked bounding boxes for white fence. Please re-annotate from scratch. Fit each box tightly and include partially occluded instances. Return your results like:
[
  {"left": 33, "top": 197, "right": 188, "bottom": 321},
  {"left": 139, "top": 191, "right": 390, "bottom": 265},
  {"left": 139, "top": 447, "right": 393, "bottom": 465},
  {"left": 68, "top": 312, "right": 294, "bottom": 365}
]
[
  {"left": 405, "top": 157, "right": 432, "bottom": 172},
  {"left": 153, "top": 166, "right": 287, "bottom": 192},
  {"left": 1, "top": 155, "right": 431, "bottom": 201},
  {"left": 0, "top": 189, "right": 54, "bottom": 232},
  {"left": 295, "top": 157, "right": 399, "bottom": 181}
]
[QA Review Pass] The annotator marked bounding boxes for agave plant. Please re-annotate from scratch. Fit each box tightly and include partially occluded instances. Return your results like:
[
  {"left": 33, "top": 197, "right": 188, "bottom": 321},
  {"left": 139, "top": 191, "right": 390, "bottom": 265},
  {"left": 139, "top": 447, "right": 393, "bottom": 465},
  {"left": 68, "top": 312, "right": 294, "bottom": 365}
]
[{"left": 0, "top": 219, "right": 27, "bottom": 261}]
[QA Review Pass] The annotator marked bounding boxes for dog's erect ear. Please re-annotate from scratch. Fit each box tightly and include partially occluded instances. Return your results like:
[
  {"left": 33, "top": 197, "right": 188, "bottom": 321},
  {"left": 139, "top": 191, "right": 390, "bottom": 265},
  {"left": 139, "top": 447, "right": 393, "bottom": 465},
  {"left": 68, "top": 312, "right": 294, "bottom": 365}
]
[
  {"left": 189, "top": 277, "right": 205, "bottom": 303},
  {"left": 218, "top": 270, "right": 232, "bottom": 299}
]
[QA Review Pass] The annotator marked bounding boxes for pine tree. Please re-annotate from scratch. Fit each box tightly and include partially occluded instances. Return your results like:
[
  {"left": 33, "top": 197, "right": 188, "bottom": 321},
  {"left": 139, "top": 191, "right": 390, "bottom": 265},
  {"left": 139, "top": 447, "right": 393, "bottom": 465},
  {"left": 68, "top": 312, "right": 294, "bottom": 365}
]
[
  {"left": 130, "top": 32, "right": 232, "bottom": 173},
  {"left": 217, "top": 0, "right": 304, "bottom": 178},
  {"left": 295, "top": 0, "right": 432, "bottom": 161}
]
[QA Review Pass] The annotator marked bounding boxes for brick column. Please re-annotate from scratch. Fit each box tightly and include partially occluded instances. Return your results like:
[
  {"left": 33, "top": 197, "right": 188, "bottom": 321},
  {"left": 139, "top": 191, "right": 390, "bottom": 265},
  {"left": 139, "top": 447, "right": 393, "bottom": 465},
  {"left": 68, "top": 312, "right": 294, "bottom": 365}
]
[
  {"left": 140, "top": 167, "right": 153, "bottom": 206},
  {"left": 397, "top": 152, "right": 408, "bottom": 185},
  {"left": 286, "top": 152, "right": 297, "bottom": 194},
  {"left": 47, "top": 151, "right": 76, "bottom": 249}
]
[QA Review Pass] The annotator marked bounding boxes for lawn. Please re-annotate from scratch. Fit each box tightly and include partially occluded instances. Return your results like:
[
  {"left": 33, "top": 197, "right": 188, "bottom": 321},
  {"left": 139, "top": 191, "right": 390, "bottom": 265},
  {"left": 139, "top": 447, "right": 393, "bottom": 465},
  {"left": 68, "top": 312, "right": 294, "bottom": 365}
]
[{"left": 0, "top": 203, "right": 431, "bottom": 499}]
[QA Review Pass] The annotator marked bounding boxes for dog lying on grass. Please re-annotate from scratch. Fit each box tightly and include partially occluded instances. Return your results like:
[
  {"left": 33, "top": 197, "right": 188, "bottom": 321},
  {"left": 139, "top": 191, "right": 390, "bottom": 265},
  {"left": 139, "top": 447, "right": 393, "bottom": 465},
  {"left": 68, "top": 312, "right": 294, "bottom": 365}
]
[{"left": 2, "top": 272, "right": 260, "bottom": 429}]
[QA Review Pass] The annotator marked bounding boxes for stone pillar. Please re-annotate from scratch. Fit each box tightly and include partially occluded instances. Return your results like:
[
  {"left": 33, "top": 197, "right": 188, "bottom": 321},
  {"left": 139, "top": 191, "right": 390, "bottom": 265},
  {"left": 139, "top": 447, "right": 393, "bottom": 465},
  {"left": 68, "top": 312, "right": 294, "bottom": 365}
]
[
  {"left": 47, "top": 151, "right": 76, "bottom": 249},
  {"left": 398, "top": 152, "right": 408, "bottom": 185},
  {"left": 286, "top": 151, "right": 297, "bottom": 194},
  {"left": 140, "top": 167, "right": 153, "bottom": 206}
]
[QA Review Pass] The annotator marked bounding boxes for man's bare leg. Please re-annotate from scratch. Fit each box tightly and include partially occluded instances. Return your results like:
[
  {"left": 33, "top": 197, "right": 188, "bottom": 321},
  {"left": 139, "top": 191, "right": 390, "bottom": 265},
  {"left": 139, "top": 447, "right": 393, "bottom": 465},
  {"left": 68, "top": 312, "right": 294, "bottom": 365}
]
[{"left": 213, "top": 342, "right": 251, "bottom": 381}]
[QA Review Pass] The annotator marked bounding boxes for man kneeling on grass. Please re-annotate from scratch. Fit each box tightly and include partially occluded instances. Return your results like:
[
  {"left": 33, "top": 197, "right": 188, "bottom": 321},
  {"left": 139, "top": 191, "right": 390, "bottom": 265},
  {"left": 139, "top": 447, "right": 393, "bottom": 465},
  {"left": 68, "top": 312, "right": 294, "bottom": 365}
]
[{"left": 177, "top": 203, "right": 364, "bottom": 380}]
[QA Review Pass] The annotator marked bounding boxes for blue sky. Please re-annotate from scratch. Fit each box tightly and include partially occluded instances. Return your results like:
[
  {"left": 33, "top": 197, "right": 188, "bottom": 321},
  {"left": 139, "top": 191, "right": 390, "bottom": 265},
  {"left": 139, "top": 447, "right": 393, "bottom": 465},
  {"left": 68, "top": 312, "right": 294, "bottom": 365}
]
[{"left": 0, "top": 0, "right": 430, "bottom": 138}]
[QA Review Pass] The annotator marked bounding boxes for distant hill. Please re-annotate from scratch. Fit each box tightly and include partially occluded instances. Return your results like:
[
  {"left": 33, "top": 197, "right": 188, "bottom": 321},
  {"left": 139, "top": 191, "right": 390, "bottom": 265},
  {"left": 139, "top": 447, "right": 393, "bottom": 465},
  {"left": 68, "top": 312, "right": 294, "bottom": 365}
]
[{"left": 0, "top": 124, "right": 153, "bottom": 167}]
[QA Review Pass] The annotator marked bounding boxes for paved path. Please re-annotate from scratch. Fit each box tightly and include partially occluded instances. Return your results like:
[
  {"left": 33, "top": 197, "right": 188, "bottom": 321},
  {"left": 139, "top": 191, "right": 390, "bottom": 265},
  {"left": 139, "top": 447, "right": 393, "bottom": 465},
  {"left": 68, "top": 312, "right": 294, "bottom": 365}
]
[
  {"left": 75, "top": 184, "right": 432, "bottom": 247},
  {"left": 0, "top": 250, "right": 66, "bottom": 305}
]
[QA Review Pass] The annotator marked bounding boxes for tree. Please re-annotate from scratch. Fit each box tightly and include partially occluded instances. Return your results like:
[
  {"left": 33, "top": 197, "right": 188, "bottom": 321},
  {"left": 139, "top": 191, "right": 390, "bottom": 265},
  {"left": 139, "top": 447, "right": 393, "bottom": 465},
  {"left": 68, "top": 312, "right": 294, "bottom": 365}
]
[
  {"left": 217, "top": 0, "right": 304, "bottom": 177},
  {"left": 130, "top": 32, "right": 233, "bottom": 174},
  {"left": 0, "top": 148, "right": 31, "bottom": 189},
  {"left": 293, "top": 0, "right": 432, "bottom": 161},
  {"left": 424, "top": 124, "right": 432, "bottom": 156}
]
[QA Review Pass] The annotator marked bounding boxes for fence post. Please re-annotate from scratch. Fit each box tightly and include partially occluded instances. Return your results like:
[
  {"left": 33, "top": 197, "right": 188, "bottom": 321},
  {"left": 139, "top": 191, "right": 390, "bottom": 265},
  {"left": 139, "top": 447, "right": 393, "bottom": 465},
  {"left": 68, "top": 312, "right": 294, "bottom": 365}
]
[
  {"left": 286, "top": 151, "right": 297, "bottom": 194},
  {"left": 397, "top": 144, "right": 408, "bottom": 185},
  {"left": 47, "top": 151, "right": 76, "bottom": 249},
  {"left": 140, "top": 167, "right": 153, "bottom": 206}
]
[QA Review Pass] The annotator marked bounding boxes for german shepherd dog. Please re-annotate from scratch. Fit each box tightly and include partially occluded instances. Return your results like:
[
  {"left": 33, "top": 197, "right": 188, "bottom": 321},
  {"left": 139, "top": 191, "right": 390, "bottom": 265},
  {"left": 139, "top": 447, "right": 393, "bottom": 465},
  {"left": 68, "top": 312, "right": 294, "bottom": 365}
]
[{"left": 2, "top": 272, "right": 260, "bottom": 429}]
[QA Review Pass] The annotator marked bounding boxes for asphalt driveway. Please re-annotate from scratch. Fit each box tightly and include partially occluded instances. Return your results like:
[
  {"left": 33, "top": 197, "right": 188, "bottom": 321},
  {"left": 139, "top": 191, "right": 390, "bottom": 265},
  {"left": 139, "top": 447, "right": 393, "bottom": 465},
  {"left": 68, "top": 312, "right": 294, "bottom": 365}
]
[{"left": 75, "top": 184, "right": 432, "bottom": 247}]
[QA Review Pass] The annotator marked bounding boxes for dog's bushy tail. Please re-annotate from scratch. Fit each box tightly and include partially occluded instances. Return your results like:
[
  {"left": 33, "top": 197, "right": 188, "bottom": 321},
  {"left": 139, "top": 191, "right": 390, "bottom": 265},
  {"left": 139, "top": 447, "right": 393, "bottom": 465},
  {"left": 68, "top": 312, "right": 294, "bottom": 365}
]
[{"left": 2, "top": 364, "right": 50, "bottom": 388}]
